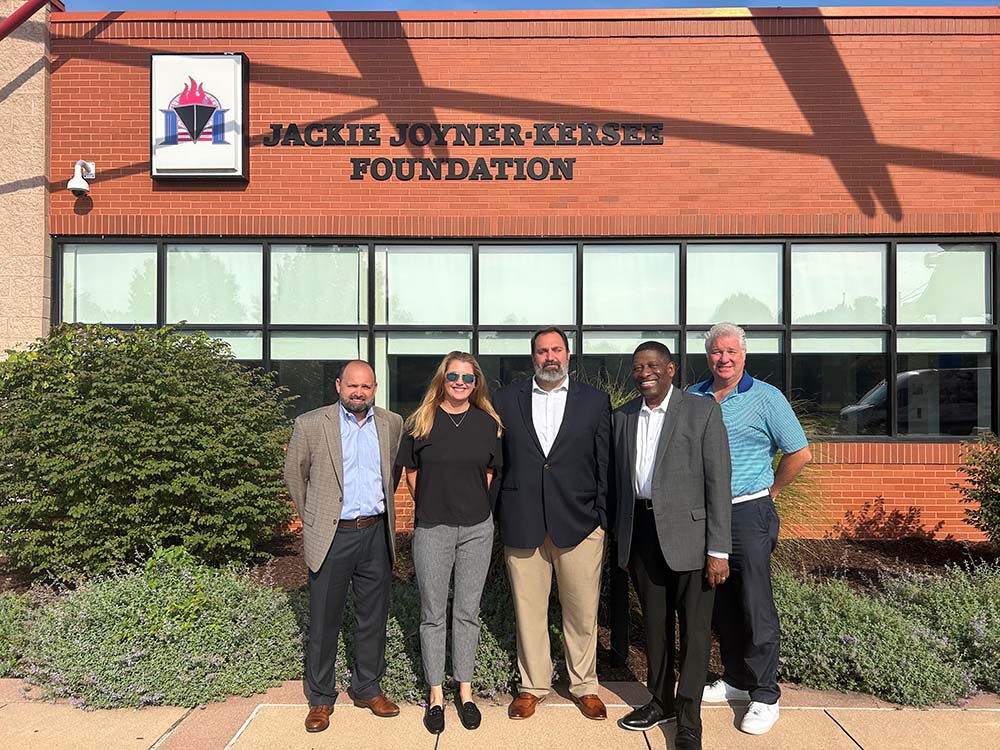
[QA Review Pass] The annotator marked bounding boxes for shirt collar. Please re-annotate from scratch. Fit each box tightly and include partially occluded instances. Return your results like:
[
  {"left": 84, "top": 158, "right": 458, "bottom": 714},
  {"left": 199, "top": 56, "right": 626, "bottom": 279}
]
[
  {"left": 641, "top": 385, "right": 673, "bottom": 415},
  {"left": 532, "top": 376, "right": 569, "bottom": 395},
  {"left": 340, "top": 401, "right": 375, "bottom": 425},
  {"left": 694, "top": 371, "right": 754, "bottom": 397}
]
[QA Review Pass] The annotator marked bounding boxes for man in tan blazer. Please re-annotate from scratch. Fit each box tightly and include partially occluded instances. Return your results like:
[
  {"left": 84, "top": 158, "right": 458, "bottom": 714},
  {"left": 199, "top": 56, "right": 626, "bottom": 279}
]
[{"left": 284, "top": 360, "right": 404, "bottom": 733}]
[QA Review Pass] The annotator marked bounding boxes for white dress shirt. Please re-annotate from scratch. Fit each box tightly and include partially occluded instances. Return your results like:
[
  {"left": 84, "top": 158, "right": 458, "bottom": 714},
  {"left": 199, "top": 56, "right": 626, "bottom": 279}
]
[
  {"left": 634, "top": 387, "right": 728, "bottom": 561},
  {"left": 531, "top": 376, "right": 569, "bottom": 456}
]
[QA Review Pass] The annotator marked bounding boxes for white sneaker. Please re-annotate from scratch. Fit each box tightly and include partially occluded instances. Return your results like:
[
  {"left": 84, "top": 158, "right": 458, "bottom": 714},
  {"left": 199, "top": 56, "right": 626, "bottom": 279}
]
[
  {"left": 740, "top": 701, "right": 779, "bottom": 735},
  {"left": 702, "top": 678, "right": 750, "bottom": 703}
]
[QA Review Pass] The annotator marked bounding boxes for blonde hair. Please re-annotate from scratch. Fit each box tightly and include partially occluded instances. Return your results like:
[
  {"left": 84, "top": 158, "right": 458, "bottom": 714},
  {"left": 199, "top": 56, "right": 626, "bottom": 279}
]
[{"left": 405, "top": 351, "right": 504, "bottom": 440}]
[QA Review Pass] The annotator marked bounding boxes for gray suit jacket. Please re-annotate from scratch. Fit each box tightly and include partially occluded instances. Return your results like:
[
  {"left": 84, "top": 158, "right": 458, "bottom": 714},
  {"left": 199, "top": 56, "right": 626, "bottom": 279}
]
[
  {"left": 612, "top": 389, "right": 732, "bottom": 572},
  {"left": 284, "top": 404, "right": 404, "bottom": 573}
]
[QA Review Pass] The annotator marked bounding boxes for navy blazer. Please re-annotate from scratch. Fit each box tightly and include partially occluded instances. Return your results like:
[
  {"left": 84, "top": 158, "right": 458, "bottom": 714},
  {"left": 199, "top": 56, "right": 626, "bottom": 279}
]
[{"left": 492, "top": 378, "right": 612, "bottom": 549}]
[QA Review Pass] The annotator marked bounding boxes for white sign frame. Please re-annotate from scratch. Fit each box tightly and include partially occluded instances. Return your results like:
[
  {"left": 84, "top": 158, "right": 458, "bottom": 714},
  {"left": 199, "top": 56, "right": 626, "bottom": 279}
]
[{"left": 150, "top": 53, "right": 249, "bottom": 180}]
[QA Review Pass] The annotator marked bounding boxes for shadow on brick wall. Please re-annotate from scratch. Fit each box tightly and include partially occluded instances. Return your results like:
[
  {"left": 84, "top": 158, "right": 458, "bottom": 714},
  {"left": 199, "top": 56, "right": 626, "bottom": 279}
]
[{"left": 827, "top": 496, "right": 949, "bottom": 540}]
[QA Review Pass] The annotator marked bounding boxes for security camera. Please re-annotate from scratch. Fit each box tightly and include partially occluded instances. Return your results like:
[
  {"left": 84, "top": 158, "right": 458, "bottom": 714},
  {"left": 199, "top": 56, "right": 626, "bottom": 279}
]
[{"left": 67, "top": 160, "right": 95, "bottom": 197}]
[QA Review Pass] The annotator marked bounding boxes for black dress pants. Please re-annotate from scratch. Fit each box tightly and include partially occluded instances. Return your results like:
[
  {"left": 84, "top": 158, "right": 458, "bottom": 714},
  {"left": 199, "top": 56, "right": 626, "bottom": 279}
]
[
  {"left": 306, "top": 518, "right": 391, "bottom": 706},
  {"left": 712, "top": 496, "right": 781, "bottom": 704},
  {"left": 629, "top": 505, "right": 715, "bottom": 735}
]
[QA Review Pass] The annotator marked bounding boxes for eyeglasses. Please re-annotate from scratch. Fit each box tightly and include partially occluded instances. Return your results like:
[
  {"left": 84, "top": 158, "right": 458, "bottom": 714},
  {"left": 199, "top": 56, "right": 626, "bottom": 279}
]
[{"left": 446, "top": 372, "right": 476, "bottom": 384}]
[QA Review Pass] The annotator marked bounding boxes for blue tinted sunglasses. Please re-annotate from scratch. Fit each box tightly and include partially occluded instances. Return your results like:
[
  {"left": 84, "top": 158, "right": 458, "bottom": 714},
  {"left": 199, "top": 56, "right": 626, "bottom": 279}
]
[{"left": 446, "top": 372, "right": 476, "bottom": 384}]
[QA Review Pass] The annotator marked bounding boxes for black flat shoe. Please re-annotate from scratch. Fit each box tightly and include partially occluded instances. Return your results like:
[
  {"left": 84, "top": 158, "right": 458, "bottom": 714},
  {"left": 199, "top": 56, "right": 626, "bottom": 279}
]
[
  {"left": 456, "top": 698, "right": 481, "bottom": 730},
  {"left": 424, "top": 704, "right": 445, "bottom": 734},
  {"left": 617, "top": 701, "right": 677, "bottom": 731},
  {"left": 675, "top": 727, "right": 703, "bottom": 750}
]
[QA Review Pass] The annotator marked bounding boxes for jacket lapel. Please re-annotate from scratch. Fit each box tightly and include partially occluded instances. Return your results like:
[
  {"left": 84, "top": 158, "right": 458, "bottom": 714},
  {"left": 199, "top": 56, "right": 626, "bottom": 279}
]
[
  {"left": 546, "top": 379, "right": 579, "bottom": 457},
  {"left": 626, "top": 399, "right": 641, "bottom": 492},
  {"left": 373, "top": 408, "right": 392, "bottom": 496},
  {"left": 517, "top": 380, "right": 545, "bottom": 456},
  {"left": 653, "top": 387, "right": 682, "bottom": 474},
  {"left": 321, "top": 405, "right": 345, "bottom": 491}
]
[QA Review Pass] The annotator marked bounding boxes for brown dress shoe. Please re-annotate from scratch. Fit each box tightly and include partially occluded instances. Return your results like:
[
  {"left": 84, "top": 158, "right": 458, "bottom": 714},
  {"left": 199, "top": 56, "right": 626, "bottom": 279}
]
[
  {"left": 305, "top": 704, "right": 332, "bottom": 732},
  {"left": 572, "top": 693, "right": 608, "bottom": 720},
  {"left": 353, "top": 693, "right": 400, "bottom": 717},
  {"left": 509, "top": 692, "right": 545, "bottom": 719}
]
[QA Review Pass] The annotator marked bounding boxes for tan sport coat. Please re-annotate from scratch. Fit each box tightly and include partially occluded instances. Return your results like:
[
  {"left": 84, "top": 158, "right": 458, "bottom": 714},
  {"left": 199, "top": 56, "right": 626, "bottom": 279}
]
[{"left": 284, "top": 403, "right": 404, "bottom": 573}]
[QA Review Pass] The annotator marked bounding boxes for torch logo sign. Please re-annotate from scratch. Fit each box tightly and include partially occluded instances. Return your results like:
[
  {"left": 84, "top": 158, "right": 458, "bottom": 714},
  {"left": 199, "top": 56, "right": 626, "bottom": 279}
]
[{"left": 161, "top": 76, "right": 228, "bottom": 145}]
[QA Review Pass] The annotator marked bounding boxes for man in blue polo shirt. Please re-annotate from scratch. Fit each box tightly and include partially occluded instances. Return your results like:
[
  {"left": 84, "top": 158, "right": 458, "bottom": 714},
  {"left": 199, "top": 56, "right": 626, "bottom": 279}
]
[{"left": 690, "top": 322, "right": 811, "bottom": 736}]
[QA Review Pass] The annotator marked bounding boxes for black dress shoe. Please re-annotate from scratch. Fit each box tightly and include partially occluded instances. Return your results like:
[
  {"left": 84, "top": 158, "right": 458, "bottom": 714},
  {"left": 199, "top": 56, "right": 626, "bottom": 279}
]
[
  {"left": 617, "top": 701, "right": 677, "bottom": 731},
  {"left": 674, "top": 726, "right": 703, "bottom": 750},
  {"left": 456, "top": 698, "right": 482, "bottom": 730},
  {"left": 424, "top": 704, "right": 445, "bottom": 734}
]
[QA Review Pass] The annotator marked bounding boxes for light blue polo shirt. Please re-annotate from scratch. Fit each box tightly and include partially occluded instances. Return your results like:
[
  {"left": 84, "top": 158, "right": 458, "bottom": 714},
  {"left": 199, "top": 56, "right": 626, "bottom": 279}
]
[{"left": 689, "top": 372, "right": 808, "bottom": 498}]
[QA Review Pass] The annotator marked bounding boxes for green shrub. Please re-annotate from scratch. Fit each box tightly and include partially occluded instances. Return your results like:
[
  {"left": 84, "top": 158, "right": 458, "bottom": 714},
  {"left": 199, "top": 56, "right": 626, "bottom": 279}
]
[
  {"left": 0, "top": 591, "right": 31, "bottom": 676},
  {"left": 21, "top": 547, "right": 301, "bottom": 708},
  {"left": 0, "top": 324, "right": 292, "bottom": 578},
  {"left": 882, "top": 565, "right": 1000, "bottom": 693},
  {"left": 774, "top": 572, "right": 974, "bottom": 706},
  {"left": 954, "top": 434, "right": 1000, "bottom": 550}
]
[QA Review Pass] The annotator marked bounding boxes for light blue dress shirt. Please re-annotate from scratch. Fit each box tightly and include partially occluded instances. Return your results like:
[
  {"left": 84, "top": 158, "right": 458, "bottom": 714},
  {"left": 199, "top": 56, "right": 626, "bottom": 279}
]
[{"left": 339, "top": 403, "right": 385, "bottom": 520}]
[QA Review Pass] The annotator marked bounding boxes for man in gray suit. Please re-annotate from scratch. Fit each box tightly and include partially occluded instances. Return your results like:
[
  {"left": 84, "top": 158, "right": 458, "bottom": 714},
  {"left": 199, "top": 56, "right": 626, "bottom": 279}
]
[
  {"left": 611, "top": 342, "right": 731, "bottom": 750},
  {"left": 284, "top": 360, "right": 404, "bottom": 733}
]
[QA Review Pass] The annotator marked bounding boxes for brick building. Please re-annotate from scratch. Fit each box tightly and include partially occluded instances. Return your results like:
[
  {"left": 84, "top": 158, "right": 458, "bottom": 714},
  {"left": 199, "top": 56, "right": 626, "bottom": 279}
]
[{"left": 8, "top": 6, "right": 1000, "bottom": 539}]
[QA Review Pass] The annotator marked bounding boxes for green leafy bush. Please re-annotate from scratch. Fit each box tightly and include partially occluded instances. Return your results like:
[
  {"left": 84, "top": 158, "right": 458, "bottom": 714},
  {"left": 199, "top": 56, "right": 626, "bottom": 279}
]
[
  {"left": 0, "top": 592, "right": 31, "bottom": 676},
  {"left": 955, "top": 434, "right": 1000, "bottom": 549},
  {"left": 882, "top": 565, "right": 1000, "bottom": 693},
  {"left": 774, "top": 572, "right": 974, "bottom": 706},
  {"left": 21, "top": 548, "right": 302, "bottom": 708},
  {"left": 0, "top": 324, "right": 292, "bottom": 578}
]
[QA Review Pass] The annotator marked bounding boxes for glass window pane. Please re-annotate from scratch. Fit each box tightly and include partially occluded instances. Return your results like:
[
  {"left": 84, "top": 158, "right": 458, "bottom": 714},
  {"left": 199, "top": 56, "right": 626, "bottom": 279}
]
[
  {"left": 687, "top": 244, "right": 782, "bottom": 324},
  {"left": 271, "top": 334, "right": 365, "bottom": 420},
  {"left": 897, "top": 242, "right": 992, "bottom": 324},
  {"left": 478, "top": 331, "right": 577, "bottom": 393},
  {"left": 375, "top": 332, "right": 472, "bottom": 416},
  {"left": 375, "top": 245, "right": 472, "bottom": 325},
  {"left": 685, "top": 332, "right": 783, "bottom": 390},
  {"left": 61, "top": 243, "right": 156, "bottom": 324},
  {"left": 207, "top": 331, "right": 262, "bottom": 360},
  {"left": 577, "top": 331, "right": 678, "bottom": 401},
  {"left": 479, "top": 245, "right": 575, "bottom": 325},
  {"left": 167, "top": 244, "right": 262, "bottom": 324},
  {"left": 792, "top": 243, "right": 886, "bottom": 324},
  {"left": 896, "top": 333, "right": 991, "bottom": 437},
  {"left": 583, "top": 244, "right": 678, "bottom": 325},
  {"left": 271, "top": 245, "right": 366, "bottom": 325},
  {"left": 792, "top": 333, "right": 886, "bottom": 435}
]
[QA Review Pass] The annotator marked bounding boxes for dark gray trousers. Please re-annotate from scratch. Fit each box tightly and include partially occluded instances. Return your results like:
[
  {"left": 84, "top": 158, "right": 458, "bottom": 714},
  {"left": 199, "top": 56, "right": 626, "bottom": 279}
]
[
  {"left": 713, "top": 496, "right": 782, "bottom": 704},
  {"left": 306, "top": 518, "right": 391, "bottom": 706}
]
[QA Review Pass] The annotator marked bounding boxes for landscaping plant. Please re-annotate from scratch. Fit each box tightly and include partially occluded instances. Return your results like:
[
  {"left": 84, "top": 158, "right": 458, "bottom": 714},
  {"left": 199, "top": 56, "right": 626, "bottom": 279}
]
[
  {"left": 0, "top": 324, "right": 292, "bottom": 578},
  {"left": 954, "top": 433, "right": 1000, "bottom": 550}
]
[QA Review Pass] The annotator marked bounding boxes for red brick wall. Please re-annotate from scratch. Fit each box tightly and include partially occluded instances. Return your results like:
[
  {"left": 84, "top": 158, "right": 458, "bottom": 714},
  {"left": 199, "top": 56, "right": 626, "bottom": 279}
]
[{"left": 49, "top": 8, "right": 1000, "bottom": 237}]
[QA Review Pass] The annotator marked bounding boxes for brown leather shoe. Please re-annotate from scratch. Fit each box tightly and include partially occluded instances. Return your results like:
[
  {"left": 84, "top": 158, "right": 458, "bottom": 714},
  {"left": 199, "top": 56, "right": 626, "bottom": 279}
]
[
  {"left": 305, "top": 704, "right": 332, "bottom": 732},
  {"left": 572, "top": 693, "right": 608, "bottom": 720},
  {"left": 353, "top": 693, "right": 400, "bottom": 717},
  {"left": 508, "top": 692, "right": 545, "bottom": 719}
]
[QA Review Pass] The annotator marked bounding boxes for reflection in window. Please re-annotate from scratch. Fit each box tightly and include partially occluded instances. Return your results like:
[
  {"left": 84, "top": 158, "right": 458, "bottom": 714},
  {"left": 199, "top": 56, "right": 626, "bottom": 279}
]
[
  {"left": 897, "top": 243, "right": 992, "bottom": 325},
  {"left": 376, "top": 332, "right": 472, "bottom": 416},
  {"left": 792, "top": 334, "right": 886, "bottom": 435},
  {"left": 375, "top": 245, "right": 472, "bottom": 325},
  {"left": 62, "top": 243, "right": 157, "bottom": 324},
  {"left": 583, "top": 245, "right": 678, "bottom": 325},
  {"left": 687, "top": 244, "right": 782, "bottom": 324},
  {"left": 271, "top": 245, "right": 365, "bottom": 325},
  {"left": 205, "top": 331, "right": 263, "bottom": 361},
  {"left": 684, "top": 332, "right": 783, "bottom": 390},
  {"left": 167, "top": 244, "right": 262, "bottom": 324},
  {"left": 792, "top": 244, "right": 886, "bottom": 324},
  {"left": 479, "top": 245, "right": 575, "bottom": 325},
  {"left": 477, "top": 331, "right": 578, "bottom": 394},
  {"left": 578, "top": 332, "right": 677, "bottom": 401},
  {"left": 271, "top": 333, "right": 364, "bottom": 418},
  {"left": 896, "top": 333, "right": 991, "bottom": 437}
]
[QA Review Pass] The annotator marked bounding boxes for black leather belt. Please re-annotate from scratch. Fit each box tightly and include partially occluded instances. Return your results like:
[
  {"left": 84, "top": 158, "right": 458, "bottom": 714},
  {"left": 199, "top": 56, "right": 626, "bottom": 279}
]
[
  {"left": 338, "top": 513, "right": 384, "bottom": 530},
  {"left": 636, "top": 498, "right": 654, "bottom": 511}
]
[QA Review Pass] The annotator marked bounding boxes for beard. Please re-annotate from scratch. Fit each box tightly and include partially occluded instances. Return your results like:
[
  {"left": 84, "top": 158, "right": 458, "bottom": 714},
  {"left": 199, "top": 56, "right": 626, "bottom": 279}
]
[
  {"left": 534, "top": 360, "right": 568, "bottom": 384},
  {"left": 340, "top": 394, "right": 373, "bottom": 414}
]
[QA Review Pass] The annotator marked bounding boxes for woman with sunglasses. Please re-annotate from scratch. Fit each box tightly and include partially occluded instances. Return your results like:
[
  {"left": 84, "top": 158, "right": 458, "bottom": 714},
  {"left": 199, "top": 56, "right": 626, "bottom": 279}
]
[{"left": 398, "top": 351, "right": 504, "bottom": 735}]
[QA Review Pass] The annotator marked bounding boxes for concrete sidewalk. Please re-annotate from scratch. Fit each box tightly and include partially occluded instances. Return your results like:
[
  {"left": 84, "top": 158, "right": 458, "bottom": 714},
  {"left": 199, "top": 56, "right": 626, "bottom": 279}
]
[{"left": 2, "top": 678, "right": 998, "bottom": 750}]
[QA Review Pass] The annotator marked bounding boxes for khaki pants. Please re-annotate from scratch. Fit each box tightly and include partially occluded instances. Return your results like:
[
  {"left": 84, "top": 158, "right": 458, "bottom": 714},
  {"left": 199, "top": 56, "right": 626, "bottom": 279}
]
[{"left": 504, "top": 526, "right": 605, "bottom": 698}]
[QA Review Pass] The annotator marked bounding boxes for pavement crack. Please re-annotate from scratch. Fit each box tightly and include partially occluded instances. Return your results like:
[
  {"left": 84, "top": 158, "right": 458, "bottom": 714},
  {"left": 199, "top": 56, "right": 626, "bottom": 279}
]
[{"left": 825, "top": 709, "right": 865, "bottom": 749}]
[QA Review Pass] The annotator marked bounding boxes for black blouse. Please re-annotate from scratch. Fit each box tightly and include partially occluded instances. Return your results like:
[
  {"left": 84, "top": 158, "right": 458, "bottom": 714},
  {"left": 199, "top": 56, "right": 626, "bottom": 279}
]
[{"left": 397, "top": 406, "right": 502, "bottom": 526}]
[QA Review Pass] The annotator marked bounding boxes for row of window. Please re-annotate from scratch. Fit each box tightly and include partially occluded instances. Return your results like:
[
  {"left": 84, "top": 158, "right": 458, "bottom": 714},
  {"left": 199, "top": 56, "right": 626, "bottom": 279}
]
[
  {"left": 61, "top": 241, "right": 992, "bottom": 327},
  {"left": 54, "top": 240, "right": 998, "bottom": 438}
]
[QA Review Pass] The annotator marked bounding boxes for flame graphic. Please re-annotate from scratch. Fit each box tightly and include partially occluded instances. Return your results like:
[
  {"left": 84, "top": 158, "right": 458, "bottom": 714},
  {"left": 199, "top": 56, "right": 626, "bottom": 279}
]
[{"left": 178, "top": 77, "right": 206, "bottom": 105}]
